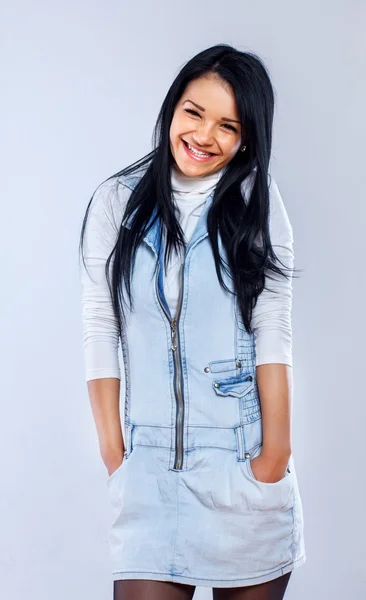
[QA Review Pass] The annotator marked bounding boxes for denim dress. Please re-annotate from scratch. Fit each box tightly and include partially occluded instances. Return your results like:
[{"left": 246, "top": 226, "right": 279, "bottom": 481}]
[{"left": 106, "top": 174, "right": 306, "bottom": 587}]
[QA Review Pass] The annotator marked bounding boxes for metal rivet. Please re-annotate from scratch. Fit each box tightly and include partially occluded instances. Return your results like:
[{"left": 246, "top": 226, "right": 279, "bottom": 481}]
[
  {"left": 244, "top": 452, "right": 251, "bottom": 459},
  {"left": 236, "top": 360, "right": 242, "bottom": 368},
  {"left": 247, "top": 375, "right": 253, "bottom": 381},
  {"left": 214, "top": 382, "right": 220, "bottom": 388},
  {"left": 204, "top": 366, "right": 210, "bottom": 373}
]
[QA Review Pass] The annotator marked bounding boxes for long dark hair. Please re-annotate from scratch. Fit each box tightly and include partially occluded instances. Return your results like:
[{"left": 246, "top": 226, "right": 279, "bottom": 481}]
[{"left": 79, "top": 43, "right": 294, "bottom": 336}]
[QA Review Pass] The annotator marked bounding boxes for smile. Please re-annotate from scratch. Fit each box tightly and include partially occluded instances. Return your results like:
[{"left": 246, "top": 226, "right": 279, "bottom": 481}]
[{"left": 182, "top": 139, "right": 217, "bottom": 161}]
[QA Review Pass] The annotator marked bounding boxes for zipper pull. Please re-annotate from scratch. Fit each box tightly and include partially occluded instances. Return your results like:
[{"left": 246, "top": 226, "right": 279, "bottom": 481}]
[{"left": 171, "top": 318, "right": 177, "bottom": 351}]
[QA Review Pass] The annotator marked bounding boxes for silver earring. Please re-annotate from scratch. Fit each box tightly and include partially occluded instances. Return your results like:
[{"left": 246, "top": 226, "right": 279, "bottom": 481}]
[{"left": 240, "top": 145, "right": 246, "bottom": 152}]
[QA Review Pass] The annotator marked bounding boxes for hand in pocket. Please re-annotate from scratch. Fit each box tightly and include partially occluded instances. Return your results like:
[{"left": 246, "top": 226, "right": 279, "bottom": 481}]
[
  {"left": 250, "top": 454, "right": 289, "bottom": 484},
  {"left": 106, "top": 452, "right": 125, "bottom": 478}
]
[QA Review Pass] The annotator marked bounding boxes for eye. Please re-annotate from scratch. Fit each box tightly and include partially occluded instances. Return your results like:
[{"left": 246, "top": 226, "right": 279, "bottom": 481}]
[
  {"left": 222, "top": 123, "right": 238, "bottom": 133},
  {"left": 184, "top": 108, "right": 200, "bottom": 117}
]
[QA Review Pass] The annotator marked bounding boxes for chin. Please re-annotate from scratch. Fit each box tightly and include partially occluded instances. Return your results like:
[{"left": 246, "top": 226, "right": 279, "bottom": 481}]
[{"left": 174, "top": 156, "right": 215, "bottom": 175}]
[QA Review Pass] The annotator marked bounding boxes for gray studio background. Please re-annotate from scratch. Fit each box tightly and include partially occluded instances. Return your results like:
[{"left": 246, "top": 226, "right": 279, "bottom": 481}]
[{"left": 1, "top": 1, "right": 365, "bottom": 599}]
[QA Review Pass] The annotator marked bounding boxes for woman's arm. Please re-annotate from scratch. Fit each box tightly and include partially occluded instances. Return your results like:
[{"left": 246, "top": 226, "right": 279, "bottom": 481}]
[
  {"left": 250, "top": 176, "right": 294, "bottom": 481},
  {"left": 80, "top": 178, "right": 129, "bottom": 475},
  {"left": 88, "top": 378, "right": 124, "bottom": 476},
  {"left": 255, "top": 364, "right": 292, "bottom": 478}
]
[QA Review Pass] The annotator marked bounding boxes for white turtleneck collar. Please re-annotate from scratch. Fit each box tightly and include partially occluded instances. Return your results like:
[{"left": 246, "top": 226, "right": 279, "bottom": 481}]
[{"left": 171, "top": 163, "right": 226, "bottom": 196}]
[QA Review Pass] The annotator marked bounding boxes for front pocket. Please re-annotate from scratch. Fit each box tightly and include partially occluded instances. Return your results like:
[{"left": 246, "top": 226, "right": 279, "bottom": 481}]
[
  {"left": 212, "top": 371, "right": 255, "bottom": 398},
  {"left": 107, "top": 453, "right": 127, "bottom": 486},
  {"left": 247, "top": 457, "right": 291, "bottom": 485},
  {"left": 242, "top": 444, "right": 295, "bottom": 511},
  {"left": 107, "top": 452, "right": 129, "bottom": 513}
]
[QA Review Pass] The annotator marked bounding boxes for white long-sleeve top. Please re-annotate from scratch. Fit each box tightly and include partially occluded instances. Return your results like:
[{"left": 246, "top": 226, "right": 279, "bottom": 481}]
[{"left": 80, "top": 166, "right": 294, "bottom": 381}]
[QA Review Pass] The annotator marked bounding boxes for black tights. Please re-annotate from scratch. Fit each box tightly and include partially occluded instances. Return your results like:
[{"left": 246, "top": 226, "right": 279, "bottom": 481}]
[{"left": 113, "top": 572, "right": 291, "bottom": 599}]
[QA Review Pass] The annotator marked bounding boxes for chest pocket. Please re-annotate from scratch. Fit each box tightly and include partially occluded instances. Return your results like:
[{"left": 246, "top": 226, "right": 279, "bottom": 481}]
[
  {"left": 212, "top": 372, "right": 261, "bottom": 424},
  {"left": 207, "top": 358, "right": 240, "bottom": 374}
]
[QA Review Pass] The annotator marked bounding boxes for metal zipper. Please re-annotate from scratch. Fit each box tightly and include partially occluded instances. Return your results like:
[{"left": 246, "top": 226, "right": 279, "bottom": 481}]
[{"left": 155, "top": 260, "right": 185, "bottom": 469}]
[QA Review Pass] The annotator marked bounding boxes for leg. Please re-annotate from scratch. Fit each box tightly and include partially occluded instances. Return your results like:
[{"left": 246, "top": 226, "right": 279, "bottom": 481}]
[
  {"left": 114, "top": 579, "right": 196, "bottom": 600},
  {"left": 213, "top": 571, "right": 292, "bottom": 600}
]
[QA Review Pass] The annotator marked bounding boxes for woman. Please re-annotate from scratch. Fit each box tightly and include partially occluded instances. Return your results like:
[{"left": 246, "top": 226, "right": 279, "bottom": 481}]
[{"left": 79, "top": 44, "right": 306, "bottom": 599}]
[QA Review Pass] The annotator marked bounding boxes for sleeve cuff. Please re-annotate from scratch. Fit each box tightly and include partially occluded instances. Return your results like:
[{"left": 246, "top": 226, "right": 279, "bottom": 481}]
[
  {"left": 255, "top": 354, "right": 293, "bottom": 368},
  {"left": 85, "top": 368, "right": 121, "bottom": 382}
]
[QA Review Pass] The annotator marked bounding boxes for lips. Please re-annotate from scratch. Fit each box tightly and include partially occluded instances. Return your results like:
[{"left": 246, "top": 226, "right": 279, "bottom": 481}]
[{"left": 182, "top": 139, "right": 217, "bottom": 158}]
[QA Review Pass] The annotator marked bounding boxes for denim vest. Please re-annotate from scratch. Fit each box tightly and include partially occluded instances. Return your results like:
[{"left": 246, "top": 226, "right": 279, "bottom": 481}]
[
  {"left": 120, "top": 172, "right": 262, "bottom": 472},
  {"left": 106, "top": 172, "right": 306, "bottom": 585}
]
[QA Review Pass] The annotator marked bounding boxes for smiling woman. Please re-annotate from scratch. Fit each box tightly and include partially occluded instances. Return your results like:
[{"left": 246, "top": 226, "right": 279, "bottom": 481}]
[
  {"left": 170, "top": 76, "right": 244, "bottom": 172},
  {"left": 79, "top": 43, "right": 305, "bottom": 599}
]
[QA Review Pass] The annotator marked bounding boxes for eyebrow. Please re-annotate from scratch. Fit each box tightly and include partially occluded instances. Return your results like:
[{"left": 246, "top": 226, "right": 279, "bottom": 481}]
[{"left": 183, "top": 99, "right": 241, "bottom": 124}]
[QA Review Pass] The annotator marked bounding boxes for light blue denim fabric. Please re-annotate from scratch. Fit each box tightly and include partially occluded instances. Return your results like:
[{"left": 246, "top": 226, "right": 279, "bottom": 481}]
[{"left": 106, "top": 172, "right": 306, "bottom": 587}]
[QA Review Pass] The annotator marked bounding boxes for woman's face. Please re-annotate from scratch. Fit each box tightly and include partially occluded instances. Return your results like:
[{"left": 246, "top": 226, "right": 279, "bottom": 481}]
[{"left": 169, "top": 74, "right": 243, "bottom": 177}]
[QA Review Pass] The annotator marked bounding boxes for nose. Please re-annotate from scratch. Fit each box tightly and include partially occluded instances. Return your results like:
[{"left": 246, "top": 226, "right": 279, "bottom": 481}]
[{"left": 192, "top": 122, "right": 215, "bottom": 147}]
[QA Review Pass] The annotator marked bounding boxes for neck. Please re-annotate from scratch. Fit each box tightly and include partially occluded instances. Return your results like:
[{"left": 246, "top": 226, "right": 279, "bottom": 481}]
[{"left": 171, "top": 163, "right": 226, "bottom": 194}]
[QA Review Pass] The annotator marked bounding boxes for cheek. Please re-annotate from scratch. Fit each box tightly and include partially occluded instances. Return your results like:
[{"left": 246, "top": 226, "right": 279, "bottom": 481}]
[
  {"left": 170, "top": 113, "right": 192, "bottom": 141},
  {"left": 224, "top": 139, "right": 241, "bottom": 157},
  {"left": 169, "top": 122, "right": 181, "bottom": 148}
]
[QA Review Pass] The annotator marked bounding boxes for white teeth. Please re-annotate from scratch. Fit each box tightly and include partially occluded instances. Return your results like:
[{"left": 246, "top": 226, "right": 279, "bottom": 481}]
[{"left": 186, "top": 142, "right": 212, "bottom": 157}]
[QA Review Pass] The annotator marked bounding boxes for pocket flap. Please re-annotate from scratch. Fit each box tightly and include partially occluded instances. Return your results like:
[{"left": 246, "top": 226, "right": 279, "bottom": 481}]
[{"left": 212, "top": 372, "right": 255, "bottom": 398}]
